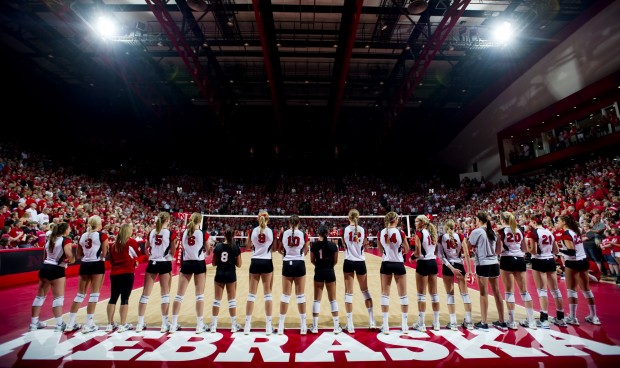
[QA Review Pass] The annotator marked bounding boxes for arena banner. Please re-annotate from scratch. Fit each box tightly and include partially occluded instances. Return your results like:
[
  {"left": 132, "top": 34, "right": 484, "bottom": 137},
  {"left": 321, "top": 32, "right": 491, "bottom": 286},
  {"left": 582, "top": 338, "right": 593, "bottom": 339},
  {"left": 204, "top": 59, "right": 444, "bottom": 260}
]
[{"left": 1, "top": 328, "right": 619, "bottom": 368}]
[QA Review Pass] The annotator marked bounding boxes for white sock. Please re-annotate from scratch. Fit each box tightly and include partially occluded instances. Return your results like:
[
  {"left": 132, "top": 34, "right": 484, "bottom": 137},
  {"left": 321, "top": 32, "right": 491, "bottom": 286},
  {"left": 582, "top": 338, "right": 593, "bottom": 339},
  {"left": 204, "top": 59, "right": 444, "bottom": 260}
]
[
  {"left": 161, "top": 315, "right": 168, "bottom": 325},
  {"left": 55, "top": 317, "right": 63, "bottom": 325},
  {"left": 172, "top": 315, "right": 178, "bottom": 326},
  {"left": 333, "top": 316, "right": 339, "bottom": 328},
  {"left": 196, "top": 316, "right": 203, "bottom": 326},
  {"left": 433, "top": 311, "right": 439, "bottom": 325},
  {"left": 313, "top": 316, "right": 319, "bottom": 326},
  {"left": 588, "top": 304, "right": 597, "bottom": 317},
  {"left": 68, "top": 313, "right": 76, "bottom": 326},
  {"left": 382, "top": 312, "right": 389, "bottom": 326},
  {"left": 465, "top": 311, "right": 472, "bottom": 323},
  {"left": 31, "top": 317, "right": 39, "bottom": 324},
  {"left": 86, "top": 314, "right": 94, "bottom": 325},
  {"left": 419, "top": 312, "right": 425, "bottom": 324},
  {"left": 450, "top": 313, "right": 457, "bottom": 324},
  {"left": 368, "top": 308, "right": 375, "bottom": 323},
  {"left": 137, "top": 316, "right": 144, "bottom": 326}
]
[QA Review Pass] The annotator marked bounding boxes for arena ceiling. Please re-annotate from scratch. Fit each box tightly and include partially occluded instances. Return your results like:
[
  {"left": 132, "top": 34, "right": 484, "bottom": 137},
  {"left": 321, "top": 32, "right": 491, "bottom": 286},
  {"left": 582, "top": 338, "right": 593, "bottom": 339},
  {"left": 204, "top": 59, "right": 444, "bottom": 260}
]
[{"left": 1, "top": 0, "right": 610, "bottom": 169}]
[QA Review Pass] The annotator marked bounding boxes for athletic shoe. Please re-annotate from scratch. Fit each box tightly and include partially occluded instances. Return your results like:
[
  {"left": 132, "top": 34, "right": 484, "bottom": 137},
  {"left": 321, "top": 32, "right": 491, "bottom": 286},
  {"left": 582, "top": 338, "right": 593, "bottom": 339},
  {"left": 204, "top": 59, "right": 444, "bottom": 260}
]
[
  {"left": 231, "top": 323, "right": 243, "bottom": 333},
  {"left": 492, "top": 321, "right": 508, "bottom": 331},
  {"left": 401, "top": 322, "right": 409, "bottom": 334},
  {"left": 519, "top": 320, "right": 537, "bottom": 330},
  {"left": 380, "top": 325, "right": 389, "bottom": 335},
  {"left": 64, "top": 323, "right": 81, "bottom": 333},
  {"left": 538, "top": 319, "right": 550, "bottom": 329},
  {"left": 432, "top": 322, "right": 440, "bottom": 331},
  {"left": 507, "top": 321, "right": 519, "bottom": 330},
  {"left": 345, "top": 323, "right": 355, "bottom": 334},
  {"left": 244, "top": 322, "right": 251, "bottom": 335},
  {"left": 585, "top": 316, "right": 601, "bottom": 325},
  {"left": 276, "top": 326, "right": 284, "bottom": 335},
  {"left": 565, "top": 316, "right": 580, "bottom": 326},
  {"left": 369, "top": 320, "right": 377, "bottom": 330},
  {"left": 446, "top": 322, "right": 458, "bottom": 331},
  {"left": 210, "top": 322, "right": 217, "bottom": 333},
  {"left": 55, "top": 322, "right": 66, "bottom": 332},
  {"left": 310, "top": 324, "right": 319, "bottom": 334},
  {"left": 160, "top": 322, "right": 170, "bottom": 333},
  {"left": 300, "top": 324, "right": 307, "bottom": 335},
  {"left": 169, "top": 324, "right": 180, "bottom": 333},
  {"left": 29, "top": 321, "right": 46, "bottom": 331},
  {"left": 411, "top": 322, "right": 426, "bottom": 332},
  {"left": 462, "top": 320, "right": 474, "bottom": 330},
  {"left": 266, "top": 323, "right": 273, "bottom": 335},
  {"left": 474, "top": 321, "right": 489, "bottom": 330},
  {"left": 117, "top": 323, "right": 133, "bottom": 333},
  {"left": 135, "top": 323, "right": 146, "bottom": 332},
  {"left": 105, "top": 323, "right": 118, "bottom": 332},
  {"left": 82, "top": 324, "right": 98, "bottom": 334},
  {"left": 195, "top": 324, "right": 207, "bottom": 334},
  {"left": 550, "top": 317, "right": 567, "bottom": 327},
  {"left": 333, "top": 325, "right": 342, "bottom": 334}
]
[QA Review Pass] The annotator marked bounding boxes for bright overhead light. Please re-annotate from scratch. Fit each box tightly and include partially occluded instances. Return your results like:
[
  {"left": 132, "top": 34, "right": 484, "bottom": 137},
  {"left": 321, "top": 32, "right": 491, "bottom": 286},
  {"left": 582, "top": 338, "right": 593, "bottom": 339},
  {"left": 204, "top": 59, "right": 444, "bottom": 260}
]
[
  {"left": 95, "top": 15, "right": 118, "bottom": 38},
  {"left": 493, "top": 21, "right": 514, "bottom": 44}
]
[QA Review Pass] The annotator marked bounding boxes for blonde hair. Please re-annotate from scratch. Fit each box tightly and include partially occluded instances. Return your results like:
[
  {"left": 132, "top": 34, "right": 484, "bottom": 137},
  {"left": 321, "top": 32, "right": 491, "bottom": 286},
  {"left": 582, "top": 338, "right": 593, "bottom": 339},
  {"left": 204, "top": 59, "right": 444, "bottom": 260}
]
[
  {"left": 501, "top": 211, "right": 518, "bottom": 234},
  {"left": 444, "top": 219, "right": 455, "bottom": 238},
  {"left": 87, "top": 215, "right": 102, "bottom": 235},
  {"left": 114, "top": 223, "right": 133, "bottom": 252},
  {"left": 416, "top": 214, "right": 437, "bottom": 244},
  {"left": 348, "top": 209, "right": 360, "bottom": 242},
  {"left": 155, "top": 212, "right": 170, "bottom": 233},
  {"left": 257, "top": 210, "right": 269, "bottom": 234},
  {"left": 384, "top": 211, "right": 398, "bottom": 228},
  {"left": 186, "top": 212, "right": 202, "bottom": 236}
]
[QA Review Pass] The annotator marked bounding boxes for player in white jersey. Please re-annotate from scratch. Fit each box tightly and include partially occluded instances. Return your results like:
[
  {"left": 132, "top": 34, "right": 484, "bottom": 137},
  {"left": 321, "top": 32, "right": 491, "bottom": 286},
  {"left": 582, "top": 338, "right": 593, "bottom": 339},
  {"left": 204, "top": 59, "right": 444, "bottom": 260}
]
[
  {"left": 465, "top": 211, "right": 505, "bottom": 330},
  {"left": 136, "top": 211, "right": 178, "bottom": 333},
  {"left": 526, "top": 215, "right": 566, "bottom": 328},
  {"left": 556, "top": 215, "right": 601, "bottom": 326},
  {"left": 497, "top": 211, "right": 536, "bottom": 330},
  {"left": 341, "top": 209, "right": 375, "bottom": 333},
  {"left": 29, "top": 222, "right": 74, "bottom": 332},
  {"left": 411, "top": 214, "right": 441, "bottom": 332},
  {"left": 377, "top": 211, "right": 409, "bottom": 335},
  {"left": 438, "top": 219, "right": 473, "bottom": 330},
  {"left": 65, "top": 215, "right": 109, "bottom": 334},
  {"left": 276, "top": 214, "right": 309, "bottom": 335},
  {"left": 171, "top": 212, "right": 209, "bottom": 333},
  {"left": 244, "top": 210, "right": 276, "bottom": 335}
]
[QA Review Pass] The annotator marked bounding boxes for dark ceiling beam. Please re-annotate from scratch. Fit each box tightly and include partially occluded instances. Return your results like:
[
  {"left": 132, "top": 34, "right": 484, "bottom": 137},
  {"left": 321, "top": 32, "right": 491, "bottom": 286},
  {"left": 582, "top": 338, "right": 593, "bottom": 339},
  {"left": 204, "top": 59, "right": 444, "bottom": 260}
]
[
  {"left": 384, "top": 0, "right": 471, "bottom": 130},
  {"left": 252, "top": 0, "right": 284, "bottom": 131},
  {"left": 328, "top": 0, "right": 364, "bottom": 136},
  {"left": 146, "top": 0, "right": 224, "bottom": 121}
]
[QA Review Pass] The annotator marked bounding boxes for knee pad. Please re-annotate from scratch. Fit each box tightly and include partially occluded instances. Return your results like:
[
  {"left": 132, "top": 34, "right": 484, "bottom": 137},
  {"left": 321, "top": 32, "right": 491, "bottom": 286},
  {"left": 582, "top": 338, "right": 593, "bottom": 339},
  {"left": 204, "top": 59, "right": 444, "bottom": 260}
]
[
  {"left": 330, "top": 300, "right": 338, "bottom": 313},
  {"left": 537, "top": 288, "right": 548, "bottom": 298},
  {"left": 381, "top": 295, "right": 389, "bottom": 306},
  {"left": 88, "top": 293, "right": 100, "bottom": 303},
  {"left": 74, "top": 293, "right": 85, "bottom": 303},
  {"left": 228, "top": 299, "right": 237, "bottom": 309},
  {"left": 139, "top": 295, "right": 150, "bottom": 304},
  {"left": 32, "top": 296, "right": 46, "bottom": 307},
  {"left": 344, "top": 293, "right": 353, "bottom": 304},
  {"left": 430, "top": 294, "right": 439, "bottom": 303},
  {"left": 52, "top": 296, "right": 64, "bottom": 308},
  {"left": 296, "top": 294, "right": 306, "bottom": 304},
  {"left": 174, "top": 295, "right": 184, "bottom": 302},
  {"left": 520, "top": 291, "right": 532, "bottom": 302},
  {"left": 550, "top": 289, "right": 562, "bottom": 299},
  {"left": 264, "top": 293, "right": 273, "bottom": 302},
  {"left": 247, "top": 293, "right": 256, "bottom": 303},
  {"left": 196, "top": 294, "right": 204, "bottom": 302},
  {"left": 567, "top": 289, "right": 578, "bottom": 298},
  {"left": 505, "top": 292, "right": 515, "bottom": 303},
  {"left": 280, "top": 294, "right": 291, "bottom": 304},
  {"left": 400, "top": 296, "right": 409, "bottom": 306},
  {"left": 582, "top": 290, "right": 594, "bottom": 299},
  {"left": 161, "top": 294, "right": 170, "bottom": 304},
  {"left": 362, "top": 290, "right": 372, "bottom": 301},
  {"left": 446, "top": 294, "right": 455, "bottom": 305},
  {"left": 417, "top": 293, "right": 426, "bottom": 302},
  {"left": 461, "top": 293, "right": 471, "bottom": 304},
  {"left": 213, "top": 299, "right": 221, "bottom": 308},
  {"left": 312, "top": 300, "right": 321, "bottom": 314}
]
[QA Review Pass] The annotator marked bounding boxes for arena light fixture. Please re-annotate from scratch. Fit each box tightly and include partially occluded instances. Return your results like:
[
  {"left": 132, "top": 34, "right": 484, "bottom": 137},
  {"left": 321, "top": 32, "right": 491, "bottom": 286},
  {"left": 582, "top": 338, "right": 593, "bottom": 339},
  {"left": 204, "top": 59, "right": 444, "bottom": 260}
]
[{"left": 493, "top": 21, "right": 514, "bottom": 44}]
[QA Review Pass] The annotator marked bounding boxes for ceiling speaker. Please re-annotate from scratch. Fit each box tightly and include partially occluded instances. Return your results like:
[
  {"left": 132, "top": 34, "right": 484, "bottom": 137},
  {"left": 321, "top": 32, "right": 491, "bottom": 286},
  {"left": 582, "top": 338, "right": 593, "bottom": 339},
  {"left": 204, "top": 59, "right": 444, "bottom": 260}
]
[
  {"left": 188, "top": 0, "right": 207, "bottom": 12},
  {"left": 407, "top": 0, "right": 428, "bottom": 15}
]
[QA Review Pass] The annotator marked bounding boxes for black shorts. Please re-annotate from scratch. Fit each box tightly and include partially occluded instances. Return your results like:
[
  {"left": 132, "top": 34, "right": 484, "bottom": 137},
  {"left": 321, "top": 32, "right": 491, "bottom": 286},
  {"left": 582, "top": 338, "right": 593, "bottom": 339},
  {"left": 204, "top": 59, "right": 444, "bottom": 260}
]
[
  {"left": 442, "top": 262, "right": 465, "bottom": 277},
  {"left": 531, "top": 258, "right": 557, "bottom": 272},
  {"left": 565, "top": 259, "right": 589, "bottom": 271},
  {"left": 314, "top": 268, "right": 336, "bottom": 283},
  {"left": 39, "top": 264, "right": 65, "bottom": 281},
  {"left": 282, "top": 260, "right": 306, "bottom": 278},
  {"left": 500, "top": 256, "right": 527, "bottom": 272},
  {"left": 476, "top": 263, "right": 500, "bottom": 278},
  {"left": 249, "top": 258, "right": 274, "bottom": 274},
  {"left": 180, "top": 260, "right": 206, "bottom": 275},
  {"left": 416, "top": 259, "right": 438, "bottom": 276},
  {"left": 146, "top": 260, "right": 172, "bottom": 275},
  {"left": 79, "top": 261, "right": 105, "bottom": 276},
  {"left": 343, "top": 259, "right": 367, "bottom": 275},
  {"left": 380, "top": 261, "right": 406, "bottom": 276},
  {"left": 214, "top": 268, "right": 237, "bottom": 284}
]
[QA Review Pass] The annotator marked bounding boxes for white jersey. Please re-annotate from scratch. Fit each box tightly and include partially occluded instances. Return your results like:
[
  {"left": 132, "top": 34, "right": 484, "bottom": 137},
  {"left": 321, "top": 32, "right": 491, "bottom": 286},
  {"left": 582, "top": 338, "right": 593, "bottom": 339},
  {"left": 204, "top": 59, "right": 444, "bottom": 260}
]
[
  {"left": 182, "top": 229, "right": 206, "bottom": 261},
  {"left": 378, "top": 228, "right": 407, "bottom": 263},
  {"left": 343, "top": 224, "right": 366, "bottom": 262},
  {"left": 281, "top": 228, "right": 308, "bottom": 262},
  {"left": 498, "top": 226, "right": 525, "bottom": 257},
  {"left": 250, "top": 226, "right": 274, "bottom": 260},
  {"left": 148, "top": 228, "right": 174, "bottom": 262},
  {"left": 529, "top": 227, "right": 555, "bottom": 260},
  {"left": 78, "top": 231, "right": 108, "bottom": 263},
  {"left": 439, "top": 232, "right": 463, "bottom": 266},
  {"left": 414, "top": 228, "right": 437, "bottom": 261},
  {"left": 468, "top": 227, "right": 498, "bottom": 266},
  {"left": 44, "top": 236, "right": 71, "bottom": 267},
  {"left": 560, "top": 228, "right": 586, "bottom": 261}
]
